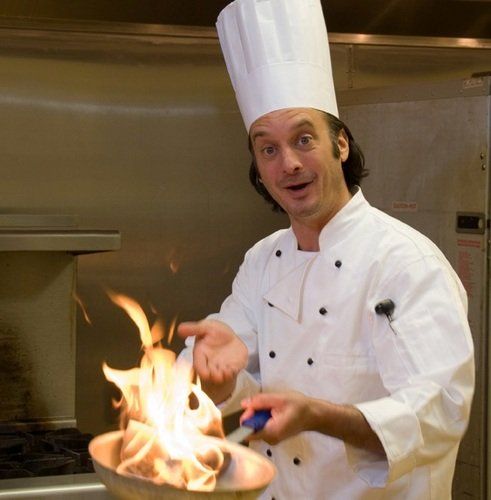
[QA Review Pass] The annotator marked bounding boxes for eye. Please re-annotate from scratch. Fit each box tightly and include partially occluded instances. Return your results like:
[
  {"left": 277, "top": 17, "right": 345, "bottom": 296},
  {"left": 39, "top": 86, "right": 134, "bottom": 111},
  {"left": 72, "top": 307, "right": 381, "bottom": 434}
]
[
  {"left": 297, "top": 135, "right": 313, "bottom": 147},
  {"left": 261, "top": 145, "right": 277, "bottom": 157}
]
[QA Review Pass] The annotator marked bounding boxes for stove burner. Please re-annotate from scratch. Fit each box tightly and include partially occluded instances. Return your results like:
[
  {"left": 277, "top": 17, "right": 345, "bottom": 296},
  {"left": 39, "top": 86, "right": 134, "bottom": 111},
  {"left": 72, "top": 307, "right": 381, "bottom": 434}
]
[
  {"left": 0, "top": 428, "right": 94, "bottom": 479},
  {"left": 0, "top": 435, "right": 28, "bottom": 456},
  {"left": 24, "top": 456, "right": 76, "bottom": 476}
]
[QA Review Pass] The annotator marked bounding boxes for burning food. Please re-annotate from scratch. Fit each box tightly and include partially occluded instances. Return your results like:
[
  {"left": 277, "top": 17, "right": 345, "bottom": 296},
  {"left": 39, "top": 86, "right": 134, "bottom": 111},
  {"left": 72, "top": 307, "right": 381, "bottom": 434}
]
[{"left": 101, "top": 292, "right": 227, "bottom": 491}]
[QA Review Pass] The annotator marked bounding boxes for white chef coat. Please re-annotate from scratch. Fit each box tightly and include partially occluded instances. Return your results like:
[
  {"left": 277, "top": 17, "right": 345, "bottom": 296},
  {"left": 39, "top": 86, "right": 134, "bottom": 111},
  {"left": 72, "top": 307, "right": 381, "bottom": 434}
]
[{"left": 183, "top": 188, "right": 474, "bottom": 499}]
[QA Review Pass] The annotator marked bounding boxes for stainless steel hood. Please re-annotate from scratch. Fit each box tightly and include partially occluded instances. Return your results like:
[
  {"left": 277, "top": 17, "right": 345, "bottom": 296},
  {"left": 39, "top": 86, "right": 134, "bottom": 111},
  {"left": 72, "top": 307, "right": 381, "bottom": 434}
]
[
  {"left": 0, "top": 0, "right": 489, "bottom": 40},
  {"left": 0, "top": 215, "right": 120, "bottom": 429}
]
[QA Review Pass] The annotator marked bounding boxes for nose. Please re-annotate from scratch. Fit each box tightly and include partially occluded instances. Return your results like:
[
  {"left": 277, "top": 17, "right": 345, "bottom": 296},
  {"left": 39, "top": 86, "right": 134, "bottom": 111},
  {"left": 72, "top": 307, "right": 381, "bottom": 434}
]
[{"left": 281, "top": 147, "right": 302, "bottom": 174}]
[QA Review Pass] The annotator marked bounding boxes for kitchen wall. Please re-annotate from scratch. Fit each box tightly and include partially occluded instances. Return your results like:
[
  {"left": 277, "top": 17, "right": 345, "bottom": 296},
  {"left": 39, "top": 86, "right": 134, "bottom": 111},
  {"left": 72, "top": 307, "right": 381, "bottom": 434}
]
[{"left": 0, "top": 30, "right": 488, "bottom": 434}]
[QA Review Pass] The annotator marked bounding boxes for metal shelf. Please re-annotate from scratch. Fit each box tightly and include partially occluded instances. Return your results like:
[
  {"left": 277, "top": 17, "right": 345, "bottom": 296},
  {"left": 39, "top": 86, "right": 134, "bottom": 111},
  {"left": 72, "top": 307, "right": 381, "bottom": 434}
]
[{"left": 0, "top": 229, "right": 121, "bottom": 254}]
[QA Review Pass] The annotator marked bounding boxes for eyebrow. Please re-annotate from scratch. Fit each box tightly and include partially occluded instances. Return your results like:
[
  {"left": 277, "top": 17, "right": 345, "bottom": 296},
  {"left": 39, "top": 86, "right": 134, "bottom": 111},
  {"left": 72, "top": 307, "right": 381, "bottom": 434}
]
[{"left": 251, "top": 118, "right": 316, "bottom": 144}]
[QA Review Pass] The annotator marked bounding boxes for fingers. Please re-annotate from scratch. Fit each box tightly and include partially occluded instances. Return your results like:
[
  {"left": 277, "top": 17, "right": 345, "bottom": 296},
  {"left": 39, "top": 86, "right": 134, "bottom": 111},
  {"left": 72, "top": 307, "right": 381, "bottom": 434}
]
[
  {"left": 241, "top": 392, "right": 276, "bottom": 411},
  {"left": 193, "top": 349, "right": 238, "bottom": 385},
  {"left": 239, "top": 393, "right": 289, "bottom": 445},
  {"left": 177, "top": 321, "right": 208, "bottom": 339},
  {"left": 240, "top": 395, "right": 275, "bottom": 443},
  {"left": 240, "top": 412, "right": 278, "bottom": 445},
  {"left": 239, "top": 406, "right": 255, "bottom": 424},
  {"left": 247, "top": 429, "right": 279, "bottom": 445},
  {"left": 178, "top": 319, "right": 233, "bottom": 340}
]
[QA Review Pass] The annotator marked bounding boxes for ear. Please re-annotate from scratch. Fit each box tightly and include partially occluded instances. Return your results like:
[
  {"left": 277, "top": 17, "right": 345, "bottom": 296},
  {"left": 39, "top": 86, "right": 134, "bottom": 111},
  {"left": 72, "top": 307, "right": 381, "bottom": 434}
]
[
  {"left": 338, "top": 129, "right": 349, "bottom": 162},
  {"left": 253, "top": 160, "right": 264, "bottom": 183}
]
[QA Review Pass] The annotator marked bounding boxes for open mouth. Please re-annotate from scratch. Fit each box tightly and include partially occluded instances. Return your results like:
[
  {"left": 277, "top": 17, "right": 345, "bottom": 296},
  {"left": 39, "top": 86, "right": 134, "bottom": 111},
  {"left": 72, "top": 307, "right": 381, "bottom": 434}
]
[{"left": 287, "top": 182, "right": 311, "bottom": 191}]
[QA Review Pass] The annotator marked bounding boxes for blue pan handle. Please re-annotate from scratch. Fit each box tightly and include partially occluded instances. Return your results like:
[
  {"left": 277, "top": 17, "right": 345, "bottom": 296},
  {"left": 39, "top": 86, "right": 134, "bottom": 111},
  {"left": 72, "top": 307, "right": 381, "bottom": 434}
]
[{"left": 241, "top": 409, "right": 272, "bottom": 433}]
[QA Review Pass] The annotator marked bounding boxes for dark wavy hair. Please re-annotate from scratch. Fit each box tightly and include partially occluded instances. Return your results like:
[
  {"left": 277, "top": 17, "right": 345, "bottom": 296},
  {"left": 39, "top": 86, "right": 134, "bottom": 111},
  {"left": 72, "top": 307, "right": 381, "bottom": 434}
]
[{"left": 248, "top": 112, "right": 368, "bottom": 212}]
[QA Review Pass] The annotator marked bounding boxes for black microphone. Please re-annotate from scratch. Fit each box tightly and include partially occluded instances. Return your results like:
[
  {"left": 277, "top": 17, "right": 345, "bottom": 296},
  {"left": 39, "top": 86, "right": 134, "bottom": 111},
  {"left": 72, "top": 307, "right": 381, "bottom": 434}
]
[{"left": 375, "top": 299, "right": 395, "bottom": 321}]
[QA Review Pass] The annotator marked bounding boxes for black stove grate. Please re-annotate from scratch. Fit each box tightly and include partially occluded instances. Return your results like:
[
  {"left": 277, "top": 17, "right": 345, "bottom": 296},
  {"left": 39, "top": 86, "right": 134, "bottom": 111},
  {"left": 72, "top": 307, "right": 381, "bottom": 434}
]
[{"left": 0, "top": 428, "right": 94, "bottom": 479}]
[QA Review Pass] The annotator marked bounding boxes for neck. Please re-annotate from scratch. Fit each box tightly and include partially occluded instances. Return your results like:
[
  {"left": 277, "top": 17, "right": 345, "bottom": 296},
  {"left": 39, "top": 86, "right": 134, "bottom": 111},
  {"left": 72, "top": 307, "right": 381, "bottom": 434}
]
[
  {"left": 291, "top": 189, "right": 353, "bottom": 252},
  {"left": 291, "top": 222, "right": 322, "bottom": 251}
]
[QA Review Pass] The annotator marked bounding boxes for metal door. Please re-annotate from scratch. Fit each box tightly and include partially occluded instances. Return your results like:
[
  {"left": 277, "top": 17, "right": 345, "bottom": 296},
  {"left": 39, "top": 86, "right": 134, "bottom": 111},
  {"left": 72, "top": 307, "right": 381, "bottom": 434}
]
[{"left": 339, "top": 76, "right": 491, "bottom": 499}]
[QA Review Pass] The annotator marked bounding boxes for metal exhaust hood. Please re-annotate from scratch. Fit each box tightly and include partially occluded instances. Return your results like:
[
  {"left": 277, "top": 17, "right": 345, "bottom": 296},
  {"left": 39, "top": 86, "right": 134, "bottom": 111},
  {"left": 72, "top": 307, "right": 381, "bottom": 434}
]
[{"left": 0, "top": 0, "right": 489, "bottom": 40}]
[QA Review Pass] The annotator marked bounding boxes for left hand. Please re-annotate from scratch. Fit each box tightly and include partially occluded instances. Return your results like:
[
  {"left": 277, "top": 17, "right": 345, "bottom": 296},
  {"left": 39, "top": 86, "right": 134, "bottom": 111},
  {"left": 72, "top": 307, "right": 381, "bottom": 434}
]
[{"left": 240, "top": 391, "right": 313, "bottom": 445}]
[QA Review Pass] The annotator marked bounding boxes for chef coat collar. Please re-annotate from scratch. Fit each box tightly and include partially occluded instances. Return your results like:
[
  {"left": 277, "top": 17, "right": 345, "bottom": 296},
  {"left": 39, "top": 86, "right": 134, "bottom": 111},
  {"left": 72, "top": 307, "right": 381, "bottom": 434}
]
[
  {"left": 263, "top": 188, "right": 368, "bottom": 322},
  {"left": 263, "top": 253, "right": 316, "bottom": 322},
  {"left": 318, "top": 187, "right": 368, "bottom": 253}
]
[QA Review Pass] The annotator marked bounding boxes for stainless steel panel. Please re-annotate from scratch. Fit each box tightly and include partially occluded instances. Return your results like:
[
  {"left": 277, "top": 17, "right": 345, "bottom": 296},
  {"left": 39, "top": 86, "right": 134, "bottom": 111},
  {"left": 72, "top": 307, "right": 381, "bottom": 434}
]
[
  {"left": 0, "top": 40, "right": 288, "bottom": 436},
  {"left": 339, "top": 77, "right": 490, "bottom": 499},
  {"left": 0, "top": 230, "right": 120, "bottom": 253},
  {"left": 0, "top": 252, "right": 77, "bottom": 423},
  {"left": 0, "top": 474, "right": 109, "bottom": 499},
  {"left": 0, "top": 215, "right": 77, "bottom": 228}
]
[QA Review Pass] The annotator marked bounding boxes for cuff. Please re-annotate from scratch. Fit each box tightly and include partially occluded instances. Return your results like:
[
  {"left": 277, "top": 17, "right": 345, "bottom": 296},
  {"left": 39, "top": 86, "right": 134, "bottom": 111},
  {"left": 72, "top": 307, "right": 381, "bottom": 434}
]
[
  {"left": 219, "top": 370, "right": 261, "bottom": 417},
  {"left": 348, "top": 397, "right": 423, "bottom": 485},
  {"left": 345, "top": 444, "right": 389, "bottom": 488}
]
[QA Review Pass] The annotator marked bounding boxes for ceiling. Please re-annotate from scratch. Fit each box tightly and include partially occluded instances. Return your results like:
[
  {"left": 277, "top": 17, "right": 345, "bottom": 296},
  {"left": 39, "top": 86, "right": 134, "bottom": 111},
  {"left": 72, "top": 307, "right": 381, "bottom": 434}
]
[{"left": 0, "top": 0, "right": 489, "bottom": 39}]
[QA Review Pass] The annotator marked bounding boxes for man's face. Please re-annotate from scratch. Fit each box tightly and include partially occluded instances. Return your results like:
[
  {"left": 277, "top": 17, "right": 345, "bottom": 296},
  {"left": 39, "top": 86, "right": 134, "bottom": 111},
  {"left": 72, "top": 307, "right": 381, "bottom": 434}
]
[{"left": 250, "top": 108, "right": 350, "bottom": 228}]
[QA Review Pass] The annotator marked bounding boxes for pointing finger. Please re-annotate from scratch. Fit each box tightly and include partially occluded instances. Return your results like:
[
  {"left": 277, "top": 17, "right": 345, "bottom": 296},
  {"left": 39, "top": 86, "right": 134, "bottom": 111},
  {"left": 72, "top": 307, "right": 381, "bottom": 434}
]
[{"left": 241, "top": 393, "right": 275, "bottom": 411}]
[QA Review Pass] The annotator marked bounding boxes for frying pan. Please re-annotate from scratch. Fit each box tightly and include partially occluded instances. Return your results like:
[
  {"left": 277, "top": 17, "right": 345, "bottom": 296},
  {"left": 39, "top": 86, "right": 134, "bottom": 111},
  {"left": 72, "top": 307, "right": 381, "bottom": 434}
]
[{"left": 89, "top": 431, "right": 276, "bottom": 499}]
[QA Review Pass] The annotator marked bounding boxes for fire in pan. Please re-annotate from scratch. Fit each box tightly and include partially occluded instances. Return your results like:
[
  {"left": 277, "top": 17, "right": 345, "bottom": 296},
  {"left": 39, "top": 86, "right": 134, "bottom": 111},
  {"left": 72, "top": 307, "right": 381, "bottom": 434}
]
[{"left": 88, "top": 292, "right": 275, "bottom": 498}]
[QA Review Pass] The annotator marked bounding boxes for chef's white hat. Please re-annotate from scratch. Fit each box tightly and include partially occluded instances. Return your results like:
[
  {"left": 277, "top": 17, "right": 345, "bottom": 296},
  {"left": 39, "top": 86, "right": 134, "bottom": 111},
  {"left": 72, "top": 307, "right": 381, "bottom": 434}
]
[{"left": 216, "top": 0, "right": 338, "bottom": 131}]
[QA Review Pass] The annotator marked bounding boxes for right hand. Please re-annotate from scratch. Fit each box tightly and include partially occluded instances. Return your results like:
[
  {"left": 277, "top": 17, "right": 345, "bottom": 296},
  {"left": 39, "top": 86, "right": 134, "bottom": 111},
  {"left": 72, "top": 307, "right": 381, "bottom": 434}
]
[
  {"left": 178, "top": 319, "right": 248, "bottom": 387},
  {"left": 240, "top": 391, "right": 312, "bottom": 445}
]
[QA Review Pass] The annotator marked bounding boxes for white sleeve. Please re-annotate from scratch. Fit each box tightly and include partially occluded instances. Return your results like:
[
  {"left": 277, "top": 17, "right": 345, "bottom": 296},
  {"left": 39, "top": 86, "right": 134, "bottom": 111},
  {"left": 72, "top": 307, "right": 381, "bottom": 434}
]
[{"left": 346, "top": 255, "right": 474, "bottom": 485}]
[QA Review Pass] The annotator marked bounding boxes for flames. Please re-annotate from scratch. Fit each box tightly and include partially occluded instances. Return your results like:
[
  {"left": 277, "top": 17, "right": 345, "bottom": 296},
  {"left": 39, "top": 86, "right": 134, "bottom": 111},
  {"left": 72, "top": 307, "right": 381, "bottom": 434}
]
[{"left": 102, "top": 292, "right": 225, "bottom": 491}]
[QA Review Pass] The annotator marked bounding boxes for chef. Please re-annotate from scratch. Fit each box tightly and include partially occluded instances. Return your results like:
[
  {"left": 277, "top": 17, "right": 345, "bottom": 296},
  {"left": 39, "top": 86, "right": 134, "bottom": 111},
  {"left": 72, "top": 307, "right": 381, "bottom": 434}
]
[{"left": 178, "top": 0, "right": 475, "bottom": 498}]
